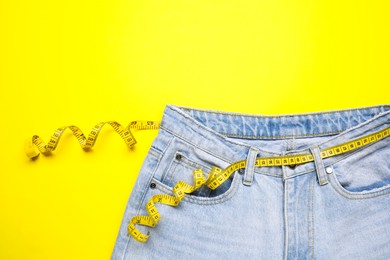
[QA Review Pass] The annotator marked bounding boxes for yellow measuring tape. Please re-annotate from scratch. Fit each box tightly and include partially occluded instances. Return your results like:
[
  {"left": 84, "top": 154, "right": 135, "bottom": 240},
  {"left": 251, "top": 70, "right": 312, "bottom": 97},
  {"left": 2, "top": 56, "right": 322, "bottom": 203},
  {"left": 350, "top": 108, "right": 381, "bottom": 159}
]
[
  {"left": 129, "top": 126, "right": 390, "bottom": 243},
  {"left": 24, "top": 122, "right": 390, "bottom": 242},
  {"left": 24, "top": 121, "right": 160, "bottom": 159}
]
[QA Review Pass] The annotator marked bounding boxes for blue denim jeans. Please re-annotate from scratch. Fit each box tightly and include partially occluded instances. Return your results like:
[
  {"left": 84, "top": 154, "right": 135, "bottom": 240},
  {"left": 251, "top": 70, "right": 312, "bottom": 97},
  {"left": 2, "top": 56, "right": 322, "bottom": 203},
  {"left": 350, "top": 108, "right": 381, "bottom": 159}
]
[{"left": 112, "top": 104, "right": 390, "bottom": 260}]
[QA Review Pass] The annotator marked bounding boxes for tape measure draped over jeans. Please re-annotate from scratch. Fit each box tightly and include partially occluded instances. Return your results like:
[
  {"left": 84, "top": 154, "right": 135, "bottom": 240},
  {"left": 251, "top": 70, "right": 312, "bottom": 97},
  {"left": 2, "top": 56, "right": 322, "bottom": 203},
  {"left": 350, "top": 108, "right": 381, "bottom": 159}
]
[{"left": 25, "top": 104, "right": 390, "bottom": 259}]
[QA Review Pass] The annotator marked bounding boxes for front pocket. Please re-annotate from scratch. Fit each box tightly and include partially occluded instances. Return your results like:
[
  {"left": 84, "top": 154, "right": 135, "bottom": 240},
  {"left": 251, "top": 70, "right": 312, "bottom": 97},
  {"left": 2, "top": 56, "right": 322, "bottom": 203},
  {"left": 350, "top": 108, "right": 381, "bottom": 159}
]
[
  {"left": 162, "top": 151, "right": 213, "bottom": 197},
  {"left": 161, "top": 150, "right": 240, "bottom": 198},
  {"left": 152, "top": 147, "right": 241, "bottom": 204},
  {"left": 328, "top": 136, "right": 390, "bottom": 199},
  {"left": 153, "top": 170, "right": 241, "bottom": 205}
]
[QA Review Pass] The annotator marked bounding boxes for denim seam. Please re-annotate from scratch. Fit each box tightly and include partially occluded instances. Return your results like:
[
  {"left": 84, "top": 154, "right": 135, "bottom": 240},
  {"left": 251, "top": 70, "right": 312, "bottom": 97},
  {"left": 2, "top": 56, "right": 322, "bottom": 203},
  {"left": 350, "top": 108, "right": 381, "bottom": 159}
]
[
  {"left": 266, "top": 119, "right": 389, "bottom": 157},
  {"left": 166, "top": 109, "right": 390, "bottom": 161},
  {"left": 284, "top": 169, "right": 316, "bottom": 179},
  {"left": 163, "top": 158, "right": 179, "bottom": 187},
  {"left": 227, "top": 115, "right": 388, "bottom": 153},
  {"left": 165, "top": 152, "right": 211, "bottom": 185},
  {"left": 164, "top": 109, "right": 254, "bottom": 149},
  {"left": 175, "top": 104, "right": 390, "bottom": 119},
  {"left": 150, "top": 129, "right": 175, "bottom": 155},
  {"left": 149, "top": 147, "right": 162, "bottom": 160},
  {"left": 162, "top": 113, "right": 287, "bottom": 156},
  {"left": 309, "top": 174, "right": 315, "bottom": 260},
  {"left": 261, "top": 119, "right": 390, "bottom": 161},
  {"left": 328, "top": 173, "right": 390, "bottom": 199},
  {"left": 165, "top": 132, "right": 176, "bottom": 154},
  {"left": 256, "top": 148, "right": 385, "bottom": 180},
  {"left": 167, "top": 122, "right": 388, "bottom": 187},
  {"left": 164, "top": 126, "right": 285, "bottom": 178},
  {"left": 257, "top": 171, "right": 283, "bottom": 178},
  {"left": 158, "top": 135, "right": 177, "bottom": 187},
  {"left": 165, "top": 153, "right": 213, "bottom": 196},
  {"left": 154, "top": 173, "right": 240, "bottom": 205},
  {"left": 135, "top": 151, "right": 163, "bottom": 207},
  {"left": 222, "top": 131, "right": 341, "bottom": 139},
  {"left": 283, "top": 176, "right": 289, "bottom": 260},
  {"left": 163, "top": 127, "right": 287, "bottom": 178},
  {"left": 161, "top": 126, "right": 238, "bottom": 164},
  {"left": 311, "top": 146, "right": 329, "bottom": 186},
  {"left": 262, "top": 134, "right": 389, "bottom": 180},
  {"left": 243, "top": 147, "right": 259, "bottom": 186},
  {"left": 173, "top": 151, "right": 213, "bottom": 172},
  {"left": 122, "top": 150, "right": 163, "bottom": 260},
  {"left": 324, "top": 137, "right": 389, "bottom": 168},
  {"left": 307, "top": 181, "right": 310, "bottom": 259},
  {"left": 315, "top": 117, "right": 390, "bottom": 150}
]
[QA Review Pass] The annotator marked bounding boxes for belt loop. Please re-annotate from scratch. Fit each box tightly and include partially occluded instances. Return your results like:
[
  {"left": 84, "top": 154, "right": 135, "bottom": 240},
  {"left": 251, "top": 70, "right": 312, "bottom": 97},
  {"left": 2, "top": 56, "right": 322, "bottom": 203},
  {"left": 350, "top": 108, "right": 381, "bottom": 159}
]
[
  {"left": 243, "top": 147, "right": 259, "bottom": 186},
  {"left": 310, "top": 146, "right": 328, "bottom": 186}
]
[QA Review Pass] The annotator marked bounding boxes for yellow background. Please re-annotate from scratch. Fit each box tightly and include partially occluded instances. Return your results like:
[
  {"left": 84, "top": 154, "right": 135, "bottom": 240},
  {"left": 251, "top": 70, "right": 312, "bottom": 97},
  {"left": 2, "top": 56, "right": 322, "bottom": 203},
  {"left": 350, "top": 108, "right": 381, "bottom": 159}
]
[{"left": 1, "top": 0, "right": 389, "bottom": 259}]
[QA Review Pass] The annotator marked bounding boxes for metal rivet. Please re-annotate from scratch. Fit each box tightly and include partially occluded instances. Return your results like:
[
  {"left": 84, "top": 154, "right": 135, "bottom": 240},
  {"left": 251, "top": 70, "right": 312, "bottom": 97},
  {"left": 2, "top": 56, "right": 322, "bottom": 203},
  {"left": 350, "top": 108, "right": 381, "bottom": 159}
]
[
  {"left": 325, "top": 167, "right": 333, "bottom": 174},
  {"left": 238, "top": 169, "right": 244, "bottom": 175},
  {"left": 150, "top": 182, "right": 156, "bottom": 189},
  {"left": 288, "top": 164, "right": 296, "bottom": 170},
  {"left": 175, "top": 154, "right": 182, "bottom": 161}
]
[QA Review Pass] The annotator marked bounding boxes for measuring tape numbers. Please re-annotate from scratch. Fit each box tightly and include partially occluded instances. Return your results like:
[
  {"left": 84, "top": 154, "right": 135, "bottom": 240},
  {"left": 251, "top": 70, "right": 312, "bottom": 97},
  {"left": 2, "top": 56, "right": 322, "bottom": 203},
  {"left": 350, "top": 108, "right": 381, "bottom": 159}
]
[
  {"left": 24, "top": 121, "right": 160, "bottom": 159},
  {"left": 129, "top": 126, "right": 390, "bottom": 243},
  {"left": 24, "top": 121, "right": 389, "bottom": 242},
  {"left": 128, "top": 168, "right": 210, "bottom": 242}
]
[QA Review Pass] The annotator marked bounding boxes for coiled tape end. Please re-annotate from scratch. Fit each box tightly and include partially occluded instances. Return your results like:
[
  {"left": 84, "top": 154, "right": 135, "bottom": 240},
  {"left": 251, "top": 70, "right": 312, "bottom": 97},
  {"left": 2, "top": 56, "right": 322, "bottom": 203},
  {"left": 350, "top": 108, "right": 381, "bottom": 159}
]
[{"left": 24, "top": 137, "right": 40, "bottom": 159}]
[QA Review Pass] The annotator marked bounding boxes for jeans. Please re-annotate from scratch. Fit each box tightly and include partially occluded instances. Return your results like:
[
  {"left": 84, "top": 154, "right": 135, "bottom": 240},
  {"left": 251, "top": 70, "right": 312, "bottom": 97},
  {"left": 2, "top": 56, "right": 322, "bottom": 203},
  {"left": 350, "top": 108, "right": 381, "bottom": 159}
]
[{"left": 112, "top": 104, "right": 390, "bottom": 259}]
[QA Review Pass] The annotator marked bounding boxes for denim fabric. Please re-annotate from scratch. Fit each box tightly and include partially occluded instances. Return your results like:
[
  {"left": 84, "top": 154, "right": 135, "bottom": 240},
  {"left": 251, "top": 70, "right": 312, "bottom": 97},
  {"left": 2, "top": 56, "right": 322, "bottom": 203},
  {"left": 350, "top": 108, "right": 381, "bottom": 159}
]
[{"left": 112, "top": 104, "right": 390, "bottom": 260}]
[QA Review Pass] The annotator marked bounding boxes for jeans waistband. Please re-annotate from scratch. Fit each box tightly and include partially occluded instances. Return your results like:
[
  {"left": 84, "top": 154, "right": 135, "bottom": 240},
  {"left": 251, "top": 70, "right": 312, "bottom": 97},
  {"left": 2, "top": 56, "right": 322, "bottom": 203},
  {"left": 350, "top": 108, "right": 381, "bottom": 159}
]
[{"left": 160, "top": 104, "right": 390, "bottom": 177}]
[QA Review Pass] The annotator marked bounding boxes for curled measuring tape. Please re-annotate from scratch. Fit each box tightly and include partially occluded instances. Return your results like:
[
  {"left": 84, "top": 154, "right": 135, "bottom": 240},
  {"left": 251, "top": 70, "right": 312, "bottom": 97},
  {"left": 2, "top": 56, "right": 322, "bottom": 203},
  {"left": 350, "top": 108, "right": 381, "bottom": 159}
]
[
  {"left": 24, "top": 121, "right": 160, "bottom": 159},
  {"left": 129, "top": 126, "right": 390, "bottom": 242},
  {"left": 128, "top": 168, "right": 215, "bottom": 242}
]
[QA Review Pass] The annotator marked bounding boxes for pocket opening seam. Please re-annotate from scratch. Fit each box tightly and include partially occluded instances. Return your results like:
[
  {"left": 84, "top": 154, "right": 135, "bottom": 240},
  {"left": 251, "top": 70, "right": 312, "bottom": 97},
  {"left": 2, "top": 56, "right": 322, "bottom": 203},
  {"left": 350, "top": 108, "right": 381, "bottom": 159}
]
[
  {"left": 324, "top": 136, "right": 389, "bottom": 167},
  {"left": 161, "top": 127, "right": 234, "bottom": 165},
  {"left": 328, "top": 172, "right": 390, "bottom": 200},
  {"left": 153, "top": 172, "right": 241, "bottom": 205}
]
